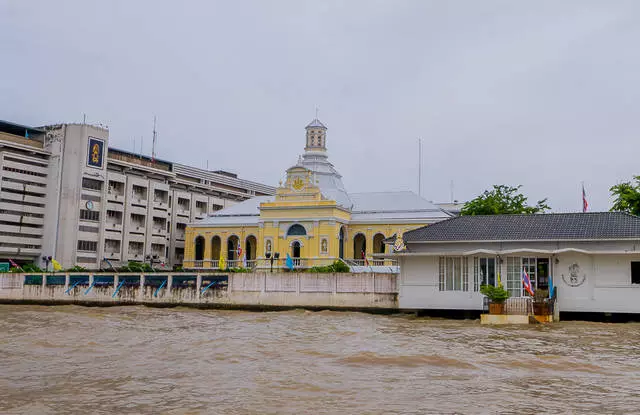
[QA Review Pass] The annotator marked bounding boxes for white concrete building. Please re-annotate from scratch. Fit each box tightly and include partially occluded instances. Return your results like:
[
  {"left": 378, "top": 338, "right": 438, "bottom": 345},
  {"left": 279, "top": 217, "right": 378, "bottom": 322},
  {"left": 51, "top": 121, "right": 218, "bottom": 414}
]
[
  {"left": 393, "top": 212, "right": 640, "bottom": 316},
  {"left": 0, "top": 120, "right": 274, "bottom": 270}
]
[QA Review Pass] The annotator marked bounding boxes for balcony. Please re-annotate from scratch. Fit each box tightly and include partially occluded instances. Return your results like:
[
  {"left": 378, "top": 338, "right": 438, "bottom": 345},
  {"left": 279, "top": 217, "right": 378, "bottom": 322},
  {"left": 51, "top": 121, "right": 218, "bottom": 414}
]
[
  {"left": 131, "top": 196, "right": 148, "bottom": 207},
  {"left": 107, "top": 192, "right": 125, "bottom": 203}
]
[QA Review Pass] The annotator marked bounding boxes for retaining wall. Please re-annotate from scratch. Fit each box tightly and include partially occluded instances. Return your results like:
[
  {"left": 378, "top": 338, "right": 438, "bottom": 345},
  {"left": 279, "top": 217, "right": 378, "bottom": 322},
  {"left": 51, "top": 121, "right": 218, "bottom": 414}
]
[{"left": 0, "top": 272, "right": 398, "bottom": 310}]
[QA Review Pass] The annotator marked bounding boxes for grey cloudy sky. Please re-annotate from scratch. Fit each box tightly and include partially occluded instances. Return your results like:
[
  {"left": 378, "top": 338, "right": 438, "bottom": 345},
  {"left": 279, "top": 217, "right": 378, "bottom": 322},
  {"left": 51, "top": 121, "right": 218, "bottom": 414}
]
[{"left": 2, "top": 0, "right": 639, "bottom": 212}]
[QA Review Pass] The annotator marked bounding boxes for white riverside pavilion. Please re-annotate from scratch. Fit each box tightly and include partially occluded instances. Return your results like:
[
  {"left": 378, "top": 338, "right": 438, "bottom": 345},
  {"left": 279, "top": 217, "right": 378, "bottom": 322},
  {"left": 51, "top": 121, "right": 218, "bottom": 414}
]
[{"left": 390, "top": 212, "right": 640, "bottom": 316}]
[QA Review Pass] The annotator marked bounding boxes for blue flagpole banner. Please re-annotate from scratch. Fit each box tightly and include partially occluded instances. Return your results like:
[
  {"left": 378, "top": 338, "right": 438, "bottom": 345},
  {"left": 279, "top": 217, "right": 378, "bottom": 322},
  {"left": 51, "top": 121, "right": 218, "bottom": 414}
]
[{"left": 285, "top": 253, "right": 294, "bottom": 270}]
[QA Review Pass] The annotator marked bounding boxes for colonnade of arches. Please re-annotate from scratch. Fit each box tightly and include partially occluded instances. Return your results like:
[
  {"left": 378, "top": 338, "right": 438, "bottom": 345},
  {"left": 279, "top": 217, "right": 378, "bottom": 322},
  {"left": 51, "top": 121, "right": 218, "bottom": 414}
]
[
  {"left": 193, "top": 234, "right": 257, "bottom": 262},
  {"left": 194, "top": 229, "right": 388, "bottom": 262}
]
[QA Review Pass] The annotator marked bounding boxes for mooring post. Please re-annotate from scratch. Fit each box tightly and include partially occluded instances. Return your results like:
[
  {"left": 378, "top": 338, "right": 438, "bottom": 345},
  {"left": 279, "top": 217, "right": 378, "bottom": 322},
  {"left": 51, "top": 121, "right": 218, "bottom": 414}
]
[
  {"left": 64, "top": 273, "right": 70, "bottom": 292},
  {"left": 140, "top": 274, "right": 145, "bottom": 300},
  {"left": 167, "top": 274, "right": 173, "bottom": 292},
  {"left": 196, "top": 274, "right": 202, "bottom": 294}
]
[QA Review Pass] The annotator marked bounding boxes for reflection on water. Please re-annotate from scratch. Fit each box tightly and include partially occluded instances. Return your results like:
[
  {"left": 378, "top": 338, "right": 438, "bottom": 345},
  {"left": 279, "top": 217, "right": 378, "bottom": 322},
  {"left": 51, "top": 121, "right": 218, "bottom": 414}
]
[{"left": 1, "top": 305, "right": 639, "bottom": 414}]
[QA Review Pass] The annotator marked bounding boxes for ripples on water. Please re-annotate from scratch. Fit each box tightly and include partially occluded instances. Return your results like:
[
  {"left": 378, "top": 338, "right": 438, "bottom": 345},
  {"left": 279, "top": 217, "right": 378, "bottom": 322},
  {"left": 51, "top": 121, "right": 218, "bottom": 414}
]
[{"left": 1, "top": 305, "right": 639, "bottom": 414}]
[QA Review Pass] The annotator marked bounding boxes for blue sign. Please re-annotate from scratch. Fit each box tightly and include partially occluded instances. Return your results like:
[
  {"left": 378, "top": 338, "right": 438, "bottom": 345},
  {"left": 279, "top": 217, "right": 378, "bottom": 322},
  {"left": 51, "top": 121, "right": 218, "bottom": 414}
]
[{"left": 87, "top": 137, "right": 104, "bottom": 168}]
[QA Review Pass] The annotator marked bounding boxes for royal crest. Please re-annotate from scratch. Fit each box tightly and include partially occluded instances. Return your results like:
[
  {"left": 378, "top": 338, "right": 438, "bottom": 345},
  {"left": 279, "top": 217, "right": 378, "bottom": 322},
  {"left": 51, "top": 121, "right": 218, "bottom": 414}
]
[
  {"left": 393, "top": 233, "right": 406, "bottom": 252},
  {"left": 562, "top": 262, "right": 586, "bottom": 287}
]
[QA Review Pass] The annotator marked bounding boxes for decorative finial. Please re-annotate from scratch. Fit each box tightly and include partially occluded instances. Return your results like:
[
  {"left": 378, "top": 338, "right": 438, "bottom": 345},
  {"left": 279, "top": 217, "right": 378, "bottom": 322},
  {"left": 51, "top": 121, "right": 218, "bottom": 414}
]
[{"left": 315, "top": 106, "right": 319, "bottom": 120}]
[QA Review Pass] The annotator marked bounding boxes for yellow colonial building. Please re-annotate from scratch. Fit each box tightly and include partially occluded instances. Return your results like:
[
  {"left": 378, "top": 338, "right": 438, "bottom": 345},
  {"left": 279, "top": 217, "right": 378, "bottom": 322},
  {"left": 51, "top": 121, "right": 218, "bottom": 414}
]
[{"left": 184, "top": 118, "right": 450, "bottom": 270}]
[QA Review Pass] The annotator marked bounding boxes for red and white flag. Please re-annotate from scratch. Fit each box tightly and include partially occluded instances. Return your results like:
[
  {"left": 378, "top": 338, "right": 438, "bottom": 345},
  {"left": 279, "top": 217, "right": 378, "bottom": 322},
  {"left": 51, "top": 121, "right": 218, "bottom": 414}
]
[
  {"left": 362, "top": 250, "right": 369, "bottom": 266},
  {"left": 522, "top": 267, "right": 535, "bottom": 296},
  {"left": 582, "top": 184, "right": 588, "bottom": 213}
]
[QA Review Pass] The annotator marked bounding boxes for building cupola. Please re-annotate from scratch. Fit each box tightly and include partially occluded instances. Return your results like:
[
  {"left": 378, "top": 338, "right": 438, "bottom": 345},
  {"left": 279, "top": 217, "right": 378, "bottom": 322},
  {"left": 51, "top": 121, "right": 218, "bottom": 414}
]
[{"left": 305, "top": 118, "right": 327, "bottom": 152}]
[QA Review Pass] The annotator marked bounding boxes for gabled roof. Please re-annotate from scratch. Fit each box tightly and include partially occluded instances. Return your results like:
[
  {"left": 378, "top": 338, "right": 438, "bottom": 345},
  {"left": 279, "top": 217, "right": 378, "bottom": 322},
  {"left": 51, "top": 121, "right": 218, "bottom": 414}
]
[
  {"left": 305, "top": 118, "right": 327, "bottom": 129},
  {"left": 403, "top": 212, "right": 640, "bottom": 242}
]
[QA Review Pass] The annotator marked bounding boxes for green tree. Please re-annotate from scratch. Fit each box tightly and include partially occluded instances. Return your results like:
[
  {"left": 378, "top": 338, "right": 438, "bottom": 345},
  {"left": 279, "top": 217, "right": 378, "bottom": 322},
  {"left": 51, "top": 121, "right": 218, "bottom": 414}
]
[
  {"left": 610, "top": 176, "right": 640, "bottom": 216},
  {"left": 460, "top": 185, "right": 550, "bottom": 216}
]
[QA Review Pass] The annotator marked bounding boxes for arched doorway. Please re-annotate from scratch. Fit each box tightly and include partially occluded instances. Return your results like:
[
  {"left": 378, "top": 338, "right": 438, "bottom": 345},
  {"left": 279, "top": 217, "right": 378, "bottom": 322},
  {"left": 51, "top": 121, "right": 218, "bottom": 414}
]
[
  {"left": 353, "top": 233, "right": 366, "bottom": 260},
  {"left": 338, "top": 226, "right": 345, "bottom": 259},
  {"left": 245, "top": 235, "right": 257, "bottom": 261},
  {"left": 373, "top": 233, "right": 386, "bottom": 254},
  {"left": 194, "top": 236, "right": 205, "bottom": 261},
  {"left": 227, "top": 235, "right": 240, "bottom": 261},
  {"left": 211, "top": 236, "right": 221, "bottom": 261},
  {"left": 291, "top": 241, "right": 301, "bottom": 258}
]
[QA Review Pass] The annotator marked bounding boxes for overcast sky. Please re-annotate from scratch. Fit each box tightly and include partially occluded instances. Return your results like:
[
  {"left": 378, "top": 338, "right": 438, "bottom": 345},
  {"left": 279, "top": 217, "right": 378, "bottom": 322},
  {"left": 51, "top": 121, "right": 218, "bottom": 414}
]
[{"left": 2, "top": 1, "right": 639, "bottom": 212}]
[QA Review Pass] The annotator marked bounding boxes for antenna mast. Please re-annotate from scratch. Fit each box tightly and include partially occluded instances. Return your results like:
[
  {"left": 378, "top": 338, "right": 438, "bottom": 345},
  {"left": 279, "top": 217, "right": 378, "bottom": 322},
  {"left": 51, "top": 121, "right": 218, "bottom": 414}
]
[
  {"left": 152, "top": 116, "right": 157, "bottom": 161},
  {"left": 418, "top": 138, "right": 422, "bottom": 197}
]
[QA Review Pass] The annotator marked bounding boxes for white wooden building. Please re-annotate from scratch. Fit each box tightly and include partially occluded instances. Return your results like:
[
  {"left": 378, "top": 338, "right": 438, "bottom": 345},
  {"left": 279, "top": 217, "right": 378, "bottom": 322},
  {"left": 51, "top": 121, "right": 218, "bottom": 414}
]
[{"left": 393, "top": 212, "right": 640, "bottom": 315}]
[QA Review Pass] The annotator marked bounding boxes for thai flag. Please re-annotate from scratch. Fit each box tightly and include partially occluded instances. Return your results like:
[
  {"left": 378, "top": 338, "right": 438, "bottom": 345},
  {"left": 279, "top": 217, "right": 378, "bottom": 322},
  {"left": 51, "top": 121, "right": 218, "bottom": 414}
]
[
  {"left": 582, "top": 184, "right": 588, "bottom": 213},
  {"left": 236, "top": 245, "right": 243, "bottom": 260},
  {"left": 522, "top": 267, "right": 535, "bottom": 296}
]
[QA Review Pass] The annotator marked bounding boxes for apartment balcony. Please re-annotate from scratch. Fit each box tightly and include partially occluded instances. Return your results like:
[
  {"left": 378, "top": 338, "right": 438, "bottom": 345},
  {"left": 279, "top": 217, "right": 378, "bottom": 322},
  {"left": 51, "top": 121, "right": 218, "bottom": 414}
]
[
  {"left": 107, "top": 192, "right": 125, "bottom": 203},
  {"left": 106, "top": 201, "right": 125, "bottom": 212},
  {"left": 129, "top": 223, "right": 146, "bottom": 233},
  {"left": 152, "top": 199, "right": 169, "bottom": 209},
  {"left": 151, "top": 227, "right": 167, "bottom": 237},
  {"left": 104, "top": 251, "right": 121, "bottom": 261},
  {"left": 131, "top": 195, "right": 148, "bottom": 207},
  {"left": 175, "top": 207, "right": 190, "bottom": 217},
  {"left": 106, "top": 222, "right": 123, "bottom": 232},
  {"left": 127, "top": 252, "right": 144, "bottom": 261}
]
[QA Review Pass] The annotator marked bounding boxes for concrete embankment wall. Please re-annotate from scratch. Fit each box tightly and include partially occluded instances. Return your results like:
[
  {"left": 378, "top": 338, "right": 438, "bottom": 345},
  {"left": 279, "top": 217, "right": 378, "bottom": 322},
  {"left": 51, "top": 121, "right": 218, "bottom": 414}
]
[{"left": 0, "top": 272, "right": 398, "bottom": 311}]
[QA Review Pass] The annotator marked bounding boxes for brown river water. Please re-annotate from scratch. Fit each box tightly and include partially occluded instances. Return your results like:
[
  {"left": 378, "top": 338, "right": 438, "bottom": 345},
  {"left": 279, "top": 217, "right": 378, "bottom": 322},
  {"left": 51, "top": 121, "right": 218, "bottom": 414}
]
[{"left": 1, "top": 305, "right": 640, "bottom": 414}]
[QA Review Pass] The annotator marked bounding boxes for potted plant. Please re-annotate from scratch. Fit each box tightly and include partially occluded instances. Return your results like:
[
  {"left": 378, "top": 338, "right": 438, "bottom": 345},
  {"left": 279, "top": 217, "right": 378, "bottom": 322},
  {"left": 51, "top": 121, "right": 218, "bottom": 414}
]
[
  {"left": 480, "top": 284, "right": 510, "bottom": 314},
  {"left": 533, "top": 289, "right": 550, "bottom": 315}
]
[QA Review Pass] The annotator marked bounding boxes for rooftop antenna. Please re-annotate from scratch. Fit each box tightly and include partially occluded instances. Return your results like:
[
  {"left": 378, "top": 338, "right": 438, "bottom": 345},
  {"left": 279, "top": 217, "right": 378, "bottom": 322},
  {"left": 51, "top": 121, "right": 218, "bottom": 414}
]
[
  {"left": 418, "top": 138, "right": 422, "bottom": 197},
  {"left": 152, "top": 115, "right": 157, "bottom": 162},
  {"left": 83, "top": 113, "right": 86, "bottom": 125},
  {"left": 133, "top": 137, "right": 136, "bottom": 154},
  {"left": 450, "top": 180, "right": 454, "bottom": 203},
  {"left": 140, "top": 136, "right": 143, "bottom": 158}
]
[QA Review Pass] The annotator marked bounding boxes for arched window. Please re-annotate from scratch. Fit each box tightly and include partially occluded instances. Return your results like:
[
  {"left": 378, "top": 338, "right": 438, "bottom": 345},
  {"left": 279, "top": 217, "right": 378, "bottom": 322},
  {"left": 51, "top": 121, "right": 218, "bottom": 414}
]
[
  {"left": 373, "top": 233, "right": 386, "bottom": 254},
  {"left": 287, "top": 224, "right": 307, "bottom": 236}
]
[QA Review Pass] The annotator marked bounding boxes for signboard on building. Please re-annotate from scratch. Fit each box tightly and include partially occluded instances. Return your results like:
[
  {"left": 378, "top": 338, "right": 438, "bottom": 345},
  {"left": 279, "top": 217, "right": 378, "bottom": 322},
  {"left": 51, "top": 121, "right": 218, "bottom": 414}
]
[
  {"left": 87, "top": 137, "right": 105, "bottom": 168},
  {"left": 0, "top": 263, "right": 9, "bottom": 272}
]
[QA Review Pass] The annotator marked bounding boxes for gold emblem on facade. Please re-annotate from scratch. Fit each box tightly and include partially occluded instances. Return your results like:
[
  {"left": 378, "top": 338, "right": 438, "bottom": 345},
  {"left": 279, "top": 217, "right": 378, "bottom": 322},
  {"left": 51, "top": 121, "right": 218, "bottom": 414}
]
[
  {"left": 91, "top": 143, "right": 100, "bottom": 164},
  {"left": 292, "top": 176, "right": 305, "bottom": 191},
  {"left": 393, "top": 233, "right": 406, "bottom": 252}
]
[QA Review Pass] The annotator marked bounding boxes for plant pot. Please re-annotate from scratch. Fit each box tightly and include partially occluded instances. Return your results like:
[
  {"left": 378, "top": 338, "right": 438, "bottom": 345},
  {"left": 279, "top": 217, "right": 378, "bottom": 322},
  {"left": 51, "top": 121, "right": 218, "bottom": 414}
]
[
  {"left": 533, "top": 302, "right": 551, "bottom": 316},
  {"left": 489, "top": 302, "right": 505, "bottom": 315}
]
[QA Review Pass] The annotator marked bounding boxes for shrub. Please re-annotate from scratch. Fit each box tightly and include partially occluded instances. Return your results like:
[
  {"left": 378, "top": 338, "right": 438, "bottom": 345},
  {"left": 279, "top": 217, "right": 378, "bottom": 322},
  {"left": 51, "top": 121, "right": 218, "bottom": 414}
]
[
  {"left": 228, "top": 267, "right": 251, "bottom": 273},
  {"left": 480, "top": 284, "right": 510, "bottom": 304},
  {"left": 308, "top": 260, "right": 351, "bottom": 273},
  {"left": 22, "top": 263, "right": 43, "bottom": 273}
]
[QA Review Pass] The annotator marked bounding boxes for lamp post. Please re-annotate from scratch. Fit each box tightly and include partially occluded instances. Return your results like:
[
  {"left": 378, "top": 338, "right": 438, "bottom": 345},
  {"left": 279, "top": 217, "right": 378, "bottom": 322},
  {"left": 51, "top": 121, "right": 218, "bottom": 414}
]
[{"left": 42, "top": 256, "right": 51, "bottom": 272}]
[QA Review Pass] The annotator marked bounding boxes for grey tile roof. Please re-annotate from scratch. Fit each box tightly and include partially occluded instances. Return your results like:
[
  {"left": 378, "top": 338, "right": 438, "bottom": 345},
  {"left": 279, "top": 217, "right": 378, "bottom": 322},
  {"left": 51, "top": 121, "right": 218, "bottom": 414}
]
[
  {"left": 305, "top": 118, "right": 327, "bottom": 129},
  {"left": 403, "top": 212, "right": 640, "bottom": 242}
]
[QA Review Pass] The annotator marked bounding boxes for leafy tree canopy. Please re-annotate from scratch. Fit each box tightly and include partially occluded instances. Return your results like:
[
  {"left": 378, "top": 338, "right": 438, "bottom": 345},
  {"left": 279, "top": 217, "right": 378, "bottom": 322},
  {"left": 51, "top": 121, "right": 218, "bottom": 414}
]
[
  {"left": 610, "top": 176, "right": 640, "bottom": 216},
  {"left": 460, "top": 185, "right": 550, "bottom": 216}
]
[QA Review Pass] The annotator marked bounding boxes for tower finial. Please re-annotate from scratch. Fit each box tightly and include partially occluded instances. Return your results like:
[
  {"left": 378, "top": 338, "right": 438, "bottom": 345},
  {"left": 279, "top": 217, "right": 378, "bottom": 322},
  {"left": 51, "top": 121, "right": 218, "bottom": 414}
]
[{"left": 315, "top": 106, "right": 319, "bottom": 120}]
